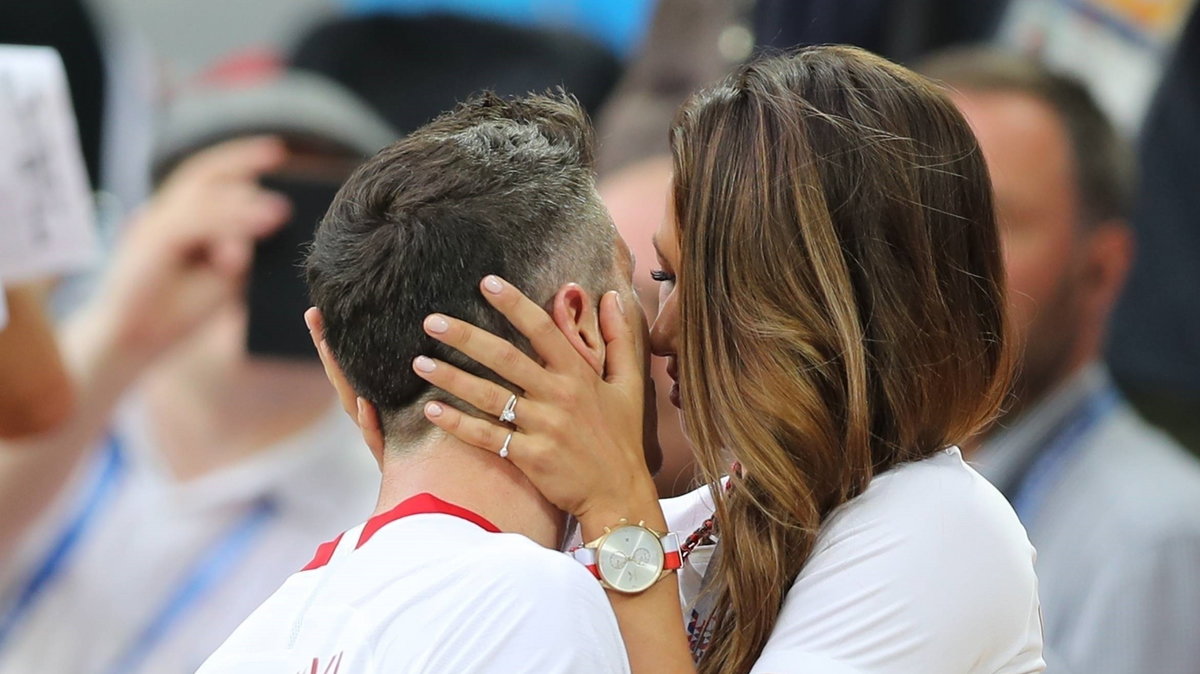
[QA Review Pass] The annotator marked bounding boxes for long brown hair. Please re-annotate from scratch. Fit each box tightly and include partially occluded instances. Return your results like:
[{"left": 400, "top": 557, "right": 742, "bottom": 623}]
[{"left": 669, "top": 46, "right": 1012, "bottom": 673}]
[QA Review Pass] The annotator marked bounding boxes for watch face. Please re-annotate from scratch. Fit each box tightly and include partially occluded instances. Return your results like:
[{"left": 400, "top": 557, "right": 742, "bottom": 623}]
[{"left": 597, "top": 525, "right": 665, "bottom": 593}]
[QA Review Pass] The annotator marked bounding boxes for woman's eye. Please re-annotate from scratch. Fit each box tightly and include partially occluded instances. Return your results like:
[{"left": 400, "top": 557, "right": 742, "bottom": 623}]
[{"left": 650, "top": 269, "right": 675, "bottom": 283}]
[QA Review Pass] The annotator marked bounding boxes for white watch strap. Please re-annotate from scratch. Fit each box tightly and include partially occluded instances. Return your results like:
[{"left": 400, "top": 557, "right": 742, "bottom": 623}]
[{"left": 571, "top": 531, "right": 682, "bottom": 578}]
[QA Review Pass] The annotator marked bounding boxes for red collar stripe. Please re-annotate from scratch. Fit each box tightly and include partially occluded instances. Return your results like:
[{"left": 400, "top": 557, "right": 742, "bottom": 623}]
[
  {"left": 301, "top": 532, "right": 345, "bottom": 571},
  {"left": 357, "top": 493, "right": 501, "bottom": 549},
  {"left": 300, "top": 494, "right": 500, "bottom": 572}
]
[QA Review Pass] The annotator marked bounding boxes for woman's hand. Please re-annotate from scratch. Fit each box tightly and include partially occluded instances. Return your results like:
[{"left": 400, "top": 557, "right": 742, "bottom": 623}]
[
  {"left": 417, "top": 275, "right": 696, "bottom": 674},
  {"left": 412, "top": 275, "right": 663, "bottom": 535}
]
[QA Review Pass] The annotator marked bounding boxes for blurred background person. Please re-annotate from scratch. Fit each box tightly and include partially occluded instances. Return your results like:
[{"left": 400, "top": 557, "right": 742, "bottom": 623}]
[
  {"left": 920, "top": 47, "right": 1200, "bottom": 674},
  {"left": 0, "top": 61, "right": 394, "bottom": 673}
]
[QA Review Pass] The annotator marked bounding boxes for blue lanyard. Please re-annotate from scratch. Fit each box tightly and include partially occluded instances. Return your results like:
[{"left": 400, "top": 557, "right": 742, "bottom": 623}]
[
  {"left": 0, "top": 436, "right": 277, "bottom": 674},
  {"left": 104, "top": 497, "right": 276, "bottom": 674},
  {"left": 1009, "top": 385, "right": 1121, "bottom": 523},
  {"left": 0, "top": 436, "right": 125, "bottom": 648}
]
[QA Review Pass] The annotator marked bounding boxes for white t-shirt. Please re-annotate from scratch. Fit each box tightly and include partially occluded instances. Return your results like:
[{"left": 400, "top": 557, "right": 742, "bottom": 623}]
[
  {"left": 0, "top": 400, "right": 379, "bottom": 674},
  {"left": 197, "top": 493, "right": 630, "bottom": 674},
  {"left": 663, "top": 447, "right": 1045, "bottom": 674}
]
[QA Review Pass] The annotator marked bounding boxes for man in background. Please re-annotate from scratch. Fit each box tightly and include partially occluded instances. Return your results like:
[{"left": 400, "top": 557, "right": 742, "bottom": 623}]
[
  {"left": 0, "top": 64, "right": 393, "bottom": 673},
  {"left": 922, "top": 48, "right": 1200, "bottom": 674}
]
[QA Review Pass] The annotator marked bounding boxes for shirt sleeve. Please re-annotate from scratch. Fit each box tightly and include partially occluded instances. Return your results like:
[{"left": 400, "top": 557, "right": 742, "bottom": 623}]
[{"left": 748, "top": 464, "right": 1044, "bottom": 674}]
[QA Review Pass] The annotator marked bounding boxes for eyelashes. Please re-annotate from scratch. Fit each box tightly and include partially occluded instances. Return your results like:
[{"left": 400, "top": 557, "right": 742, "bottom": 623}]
[{"left": 650, "top": 269, "right": 676, "bottom": 283}]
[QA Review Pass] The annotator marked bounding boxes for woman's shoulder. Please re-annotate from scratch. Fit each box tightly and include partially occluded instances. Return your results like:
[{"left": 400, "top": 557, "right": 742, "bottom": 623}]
[
  {"left": 823, "top": 446, "right": 1028, "bottom": 546},
  {"left": 665, "top": 448, "right": 1030, "bottom": 556},
  {"left": 807, "top": 446, "right": 1038, "bottom": 597},
  {"left": 767, "top": 447, "right": 1044, "bottom": 673}
]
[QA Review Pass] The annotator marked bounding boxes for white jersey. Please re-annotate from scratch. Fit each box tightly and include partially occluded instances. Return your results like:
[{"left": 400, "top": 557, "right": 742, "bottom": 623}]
[
  {"left": 197, "top": 493, "right": 630, "bottom": 674},
  {"left": 664, "top": 447, "right": 1045, "bottom": 674}
]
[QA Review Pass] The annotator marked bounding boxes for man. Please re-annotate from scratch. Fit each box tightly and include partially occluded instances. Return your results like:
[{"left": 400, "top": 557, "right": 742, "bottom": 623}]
[
  {"left": 921, "top": 48, "right": 1200, "bottom": 674},
  {"left": 0, "top": 69, "right": 392, "bottom": 672},
  {"left": 197, "top": 92, "right": 636, "bottom": 672}
]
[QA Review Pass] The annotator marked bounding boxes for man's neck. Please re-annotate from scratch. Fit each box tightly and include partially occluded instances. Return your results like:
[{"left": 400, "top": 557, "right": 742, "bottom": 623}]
[
  {"left": 376, "top": 435, "right": 566, "bottom": 550},
  {"left": 141, "top": 357, "right": 336, "bottom": 481}
]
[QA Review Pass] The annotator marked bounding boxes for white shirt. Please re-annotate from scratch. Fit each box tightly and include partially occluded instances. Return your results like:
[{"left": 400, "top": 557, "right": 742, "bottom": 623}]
[
  {"left": 662, "top": 447, "right": 1045, "bottom": 674},
  {"left": 197, "top": 493, "right": 630, "bottom": 674},
  {"left": 0, "top": 401, "right": 379, "bottom": 674}
]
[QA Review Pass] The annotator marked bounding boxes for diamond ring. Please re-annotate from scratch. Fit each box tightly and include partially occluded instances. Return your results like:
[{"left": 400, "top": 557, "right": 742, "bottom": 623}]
[{"left": 499, "top": 394, "right": 518, "bottom": 424}]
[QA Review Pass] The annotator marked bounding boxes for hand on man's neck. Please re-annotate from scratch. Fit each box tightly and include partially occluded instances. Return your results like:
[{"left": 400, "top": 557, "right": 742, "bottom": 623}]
[{"left": 375, "top": 432, "right": 567, "bottom": 550}]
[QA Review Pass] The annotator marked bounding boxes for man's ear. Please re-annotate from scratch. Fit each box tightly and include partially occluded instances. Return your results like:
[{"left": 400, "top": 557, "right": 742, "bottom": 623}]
[
  {"left": 305, "top": 307, "right": 386, "bottom": 464},
  {"left": 1081, "top": 220, "right": 1134, "bottom": 323},
  {"left": 355, "top": 397, "right": 386, "bottom": 466},
  {"left": 550, "top": 284, "right": 605, "bottom": 375},
  {"left": 305, "top": 307, "right": 358, "bottom": 419}
]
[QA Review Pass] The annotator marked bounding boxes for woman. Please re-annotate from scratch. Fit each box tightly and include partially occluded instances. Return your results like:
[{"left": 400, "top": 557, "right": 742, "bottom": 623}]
[{"left": 412, "top": 46, "right": 1045, "bottom": 673}]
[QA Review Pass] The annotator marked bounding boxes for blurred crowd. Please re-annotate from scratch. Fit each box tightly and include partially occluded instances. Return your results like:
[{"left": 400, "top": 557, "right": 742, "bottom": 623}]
[{"left": 0, "top": 0, "right": 1198, "bottom": 673}]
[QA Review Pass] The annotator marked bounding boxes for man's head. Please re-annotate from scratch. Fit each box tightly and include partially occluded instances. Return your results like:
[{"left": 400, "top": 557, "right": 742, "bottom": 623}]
[
  {"left": 919, "top": 48, "right": 1135, "bottom": 418},
  {"left": 306, "top": 92, "right": 627, "bottom": 453}
]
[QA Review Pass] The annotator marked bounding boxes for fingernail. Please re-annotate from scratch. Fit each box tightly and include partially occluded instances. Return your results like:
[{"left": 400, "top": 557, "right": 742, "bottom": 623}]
[
  {"left": 425, "top": 402, "right": 444, "bottom": 417},
  {"left": 612, "top": 291, "right": 625, "bottom": 314},
  {"left": 425, "top": 315, "right": 449, "bottom": 334},
  {"left": 414, "top": 356, "right": 436, "bottom": 373},
  {"left": 483, "top": 276, "right": 504, "bottom": 295}
]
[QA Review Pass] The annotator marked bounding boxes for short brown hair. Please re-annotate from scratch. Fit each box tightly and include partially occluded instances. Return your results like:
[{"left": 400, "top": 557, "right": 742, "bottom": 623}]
[
  {"left": 306, "top": 92, "right": 615, "bottom": 446},
  {"left": 917, "top": 46, "right": 1134, "bottom": 228}
]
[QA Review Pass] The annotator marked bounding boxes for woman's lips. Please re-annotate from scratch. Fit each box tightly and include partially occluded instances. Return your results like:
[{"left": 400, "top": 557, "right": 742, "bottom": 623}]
[{"left": 666, "top": 361, "right": 680, "bottom": 408}]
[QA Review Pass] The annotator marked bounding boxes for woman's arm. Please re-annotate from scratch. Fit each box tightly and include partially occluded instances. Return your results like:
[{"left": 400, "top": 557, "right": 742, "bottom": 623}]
[{"left": 408, "top": 276, "right": 696, "bottom": 673}]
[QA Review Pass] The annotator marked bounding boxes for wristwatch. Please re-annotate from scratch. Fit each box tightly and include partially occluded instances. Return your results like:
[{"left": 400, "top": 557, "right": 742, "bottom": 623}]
[{"left": 572, "top": 519, "right": 682, "bottom": 594}]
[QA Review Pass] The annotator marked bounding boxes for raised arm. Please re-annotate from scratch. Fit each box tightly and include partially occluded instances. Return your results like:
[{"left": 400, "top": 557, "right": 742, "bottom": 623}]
[
  {"left": 407, "top": 276, "right": 695, "bottom": 674},
  {"left": 0, "top": 137, "right": 289, "bottom": 556}
]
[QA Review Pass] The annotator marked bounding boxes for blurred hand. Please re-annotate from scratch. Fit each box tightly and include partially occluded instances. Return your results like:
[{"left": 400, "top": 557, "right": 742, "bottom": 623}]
[{"left": 91, "top": 136, "right": 290, "bottom": 364}]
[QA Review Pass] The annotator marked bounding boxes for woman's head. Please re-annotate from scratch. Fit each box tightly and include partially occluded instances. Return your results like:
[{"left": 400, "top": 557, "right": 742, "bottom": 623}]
[{"left": 658, "top": 46, "right": 1011, "bottom": 672}]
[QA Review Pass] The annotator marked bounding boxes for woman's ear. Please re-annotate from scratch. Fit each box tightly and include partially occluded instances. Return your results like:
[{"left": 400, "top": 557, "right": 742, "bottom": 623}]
[{"left": 550, "top": 283, "right": 606, "bottom": 375}]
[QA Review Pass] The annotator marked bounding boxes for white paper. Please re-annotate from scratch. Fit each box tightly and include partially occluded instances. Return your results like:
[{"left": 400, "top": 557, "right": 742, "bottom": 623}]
[{"left": 0, "top": 45, "right": 98, "bottom": 283}]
